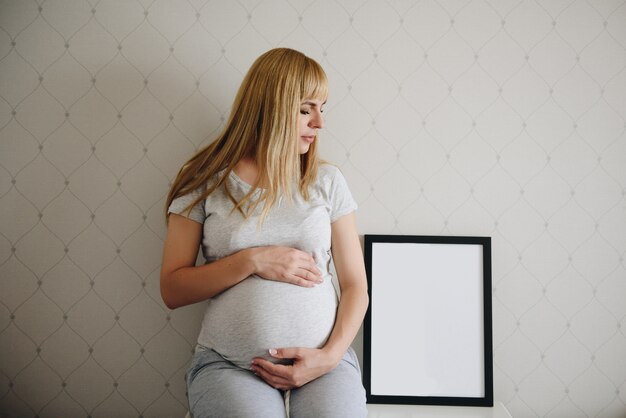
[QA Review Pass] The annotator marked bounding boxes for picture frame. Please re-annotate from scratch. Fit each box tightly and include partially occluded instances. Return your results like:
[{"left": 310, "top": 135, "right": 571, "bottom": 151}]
[{"left": 363, "top": 234, "right": 493, "bottom": 407}]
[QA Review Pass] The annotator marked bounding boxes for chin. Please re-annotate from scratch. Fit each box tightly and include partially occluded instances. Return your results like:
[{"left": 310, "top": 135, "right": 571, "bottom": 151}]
[{"left": 299, "top": 143, "right": 311, "bottom": 154}]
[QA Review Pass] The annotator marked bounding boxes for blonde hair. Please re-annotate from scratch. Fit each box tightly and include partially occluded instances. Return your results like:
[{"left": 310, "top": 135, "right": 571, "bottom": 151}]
[{"left": 165, "top": 48, "right": 328, "bottom": 222}]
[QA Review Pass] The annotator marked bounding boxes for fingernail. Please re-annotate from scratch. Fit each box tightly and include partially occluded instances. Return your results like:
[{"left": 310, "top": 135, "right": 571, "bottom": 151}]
[{"left": 269, "top": 348, "right": 277, "bottom": 356}]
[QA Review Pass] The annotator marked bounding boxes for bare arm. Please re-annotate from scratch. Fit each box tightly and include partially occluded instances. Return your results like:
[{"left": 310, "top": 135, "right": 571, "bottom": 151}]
[
  {"left": 160, "top": 214, "right": 254, "bottom": 309},
  {"left": 321, "top": 211, "right": 369, "bottom": 362},
  {"left": 160, "top": 214, "right": 322, "bottom": 309}
]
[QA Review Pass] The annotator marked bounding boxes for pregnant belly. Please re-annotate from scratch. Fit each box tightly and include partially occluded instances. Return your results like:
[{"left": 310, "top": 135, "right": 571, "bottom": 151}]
[{"left": 197, "top": 275, "right": 338, "bottom": 369}]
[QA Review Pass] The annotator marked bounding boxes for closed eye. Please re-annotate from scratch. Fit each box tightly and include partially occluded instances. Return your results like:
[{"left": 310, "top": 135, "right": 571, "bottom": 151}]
[{"left": 301, "top": 100, "right": 326, "bottom": 114}]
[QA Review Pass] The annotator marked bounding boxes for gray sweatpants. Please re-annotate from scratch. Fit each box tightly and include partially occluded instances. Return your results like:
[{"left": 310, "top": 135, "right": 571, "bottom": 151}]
[{"left": 186, "top": 345, "right": 367, "bottom": 418}]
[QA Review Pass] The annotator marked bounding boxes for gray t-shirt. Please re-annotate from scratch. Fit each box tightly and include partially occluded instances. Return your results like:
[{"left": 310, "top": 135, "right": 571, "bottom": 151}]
[{"left": 168, "top": 164, "right": 357, "bottom": 368}]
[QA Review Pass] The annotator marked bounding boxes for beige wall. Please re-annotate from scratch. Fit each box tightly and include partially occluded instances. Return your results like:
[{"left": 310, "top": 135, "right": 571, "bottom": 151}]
[{"left": 1, "top": 0, "right": 625, "bottom": 417}]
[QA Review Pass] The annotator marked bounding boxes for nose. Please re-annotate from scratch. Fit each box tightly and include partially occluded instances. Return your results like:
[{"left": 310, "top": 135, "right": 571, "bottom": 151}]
[{"left": 309, "top": 110, "right": 324, "bottom": 129}]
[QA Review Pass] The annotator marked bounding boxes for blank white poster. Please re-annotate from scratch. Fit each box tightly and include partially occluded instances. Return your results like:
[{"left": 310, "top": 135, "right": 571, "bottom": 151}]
[{"left": 370, "top": 242, "right": 485, "bottom": 398}]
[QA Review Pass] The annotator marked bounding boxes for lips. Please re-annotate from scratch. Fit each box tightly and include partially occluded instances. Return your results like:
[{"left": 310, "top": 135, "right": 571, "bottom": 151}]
[{"left": 301, "top": 135, "right": 315, "bottom": 144}]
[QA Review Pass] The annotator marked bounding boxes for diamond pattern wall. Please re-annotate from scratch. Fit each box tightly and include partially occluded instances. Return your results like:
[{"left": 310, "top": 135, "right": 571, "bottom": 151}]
[{"left": 0, "top": 0, "right": 625, "bottom": 417}]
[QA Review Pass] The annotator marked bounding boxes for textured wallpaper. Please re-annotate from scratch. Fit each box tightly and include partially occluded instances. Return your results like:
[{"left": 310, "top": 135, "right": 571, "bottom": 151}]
[{"left": 0, "top": 0, "right": 625, "bottom": 417}]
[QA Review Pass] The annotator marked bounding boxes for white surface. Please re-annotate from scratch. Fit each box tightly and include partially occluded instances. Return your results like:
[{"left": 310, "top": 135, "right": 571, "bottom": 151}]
[
  {"left": 367, "top": 401, "right": 513, "bottom": 418},
  {"left": 370, "top": 242, "right": 485, "bottom": 397}
]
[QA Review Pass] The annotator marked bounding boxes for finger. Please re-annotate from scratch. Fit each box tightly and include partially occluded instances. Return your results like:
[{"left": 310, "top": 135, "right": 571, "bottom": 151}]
[
  {"left": 284, "top": 249, "right": 320, "bottom": 276},
  {"left": 253, "top": 359, "right": 293, "bottom": 380},
  {"left": 251, "top": 365, "right": 293, "bottom": 390},
  {"left": 310, "top": 264, "right": 323, "bottom": 277},
  {"left": 296, "top": 251, "right": 321, "bottom": 273},
  {"left": 251, "top": 361, "right": 295, "bottom": 388},
  {"left": 302, "top": 255, "right": 322, "bottom": 275},
  {"left": 288, "top": 274, "right": 316, "bottom": 287},
  {"left": 298, "top": 268, "right": 322, "bottom": 283},
  {"left": 269, "top": 347, "right": 301, "bottom": 360},
  {"left": 307, "top": 264, "right": 322, "bottom": 277}
]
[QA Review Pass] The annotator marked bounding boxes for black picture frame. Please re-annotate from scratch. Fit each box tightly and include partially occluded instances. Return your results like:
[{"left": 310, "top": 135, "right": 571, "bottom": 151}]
[{"left": 363, "top": 234, "right": 493, "bottom": 407}]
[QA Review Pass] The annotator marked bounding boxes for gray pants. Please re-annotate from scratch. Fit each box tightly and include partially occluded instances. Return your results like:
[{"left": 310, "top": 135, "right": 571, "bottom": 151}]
[{"left": 186, "top": 346, "right": 367, "bottom": 418}]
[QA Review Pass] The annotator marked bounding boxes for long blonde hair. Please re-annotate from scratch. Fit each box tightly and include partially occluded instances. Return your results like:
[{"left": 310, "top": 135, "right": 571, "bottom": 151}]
[{"left": 165, "top": 48, "right": 328, "bottom": 223}]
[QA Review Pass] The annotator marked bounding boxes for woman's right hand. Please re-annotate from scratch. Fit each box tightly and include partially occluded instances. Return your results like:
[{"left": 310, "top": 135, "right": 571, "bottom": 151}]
[{"left": 248, "top": 246, "right": 323, "bottom": 287}]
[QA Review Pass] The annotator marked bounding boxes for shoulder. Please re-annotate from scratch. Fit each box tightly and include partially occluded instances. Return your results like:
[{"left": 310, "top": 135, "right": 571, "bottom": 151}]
[
  {"left": 314, "top": 163, "right": 357, "bottom": 220},
  {"left": 186, "top": 170, "right": 225, "bottom": 198},
  {"left": 316, "top": 163, "right": 344, "bottom": 184},
  {"left": 313, "top": 163, "right": 353, "bottom": 199},
  {"left": 181, "top": 179, "right": 210, "bottom": 201}
]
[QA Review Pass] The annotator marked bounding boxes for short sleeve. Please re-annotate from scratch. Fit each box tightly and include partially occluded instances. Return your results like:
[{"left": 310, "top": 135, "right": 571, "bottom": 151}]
[
  {"left": 325, "top": 165, "right": 358, "bottom": 222},
  {"left": 167, "top": 188, "right": 205, "bottom": 224}
]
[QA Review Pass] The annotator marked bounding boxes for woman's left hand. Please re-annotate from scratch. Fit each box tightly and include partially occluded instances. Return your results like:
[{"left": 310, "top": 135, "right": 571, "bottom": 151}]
[{"left": 250, "top": 347, "right": 340, "bottom": 390}]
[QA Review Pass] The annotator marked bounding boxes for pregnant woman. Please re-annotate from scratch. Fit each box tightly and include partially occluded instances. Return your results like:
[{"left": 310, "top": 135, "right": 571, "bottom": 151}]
[{"left": 160, "top": 48, "right": 369, "bottom": 418}]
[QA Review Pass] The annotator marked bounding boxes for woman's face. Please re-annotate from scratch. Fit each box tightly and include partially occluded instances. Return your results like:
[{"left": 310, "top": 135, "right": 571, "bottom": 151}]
[{"left": 298, "top": 98, "right": 325, "bottom": 154}]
